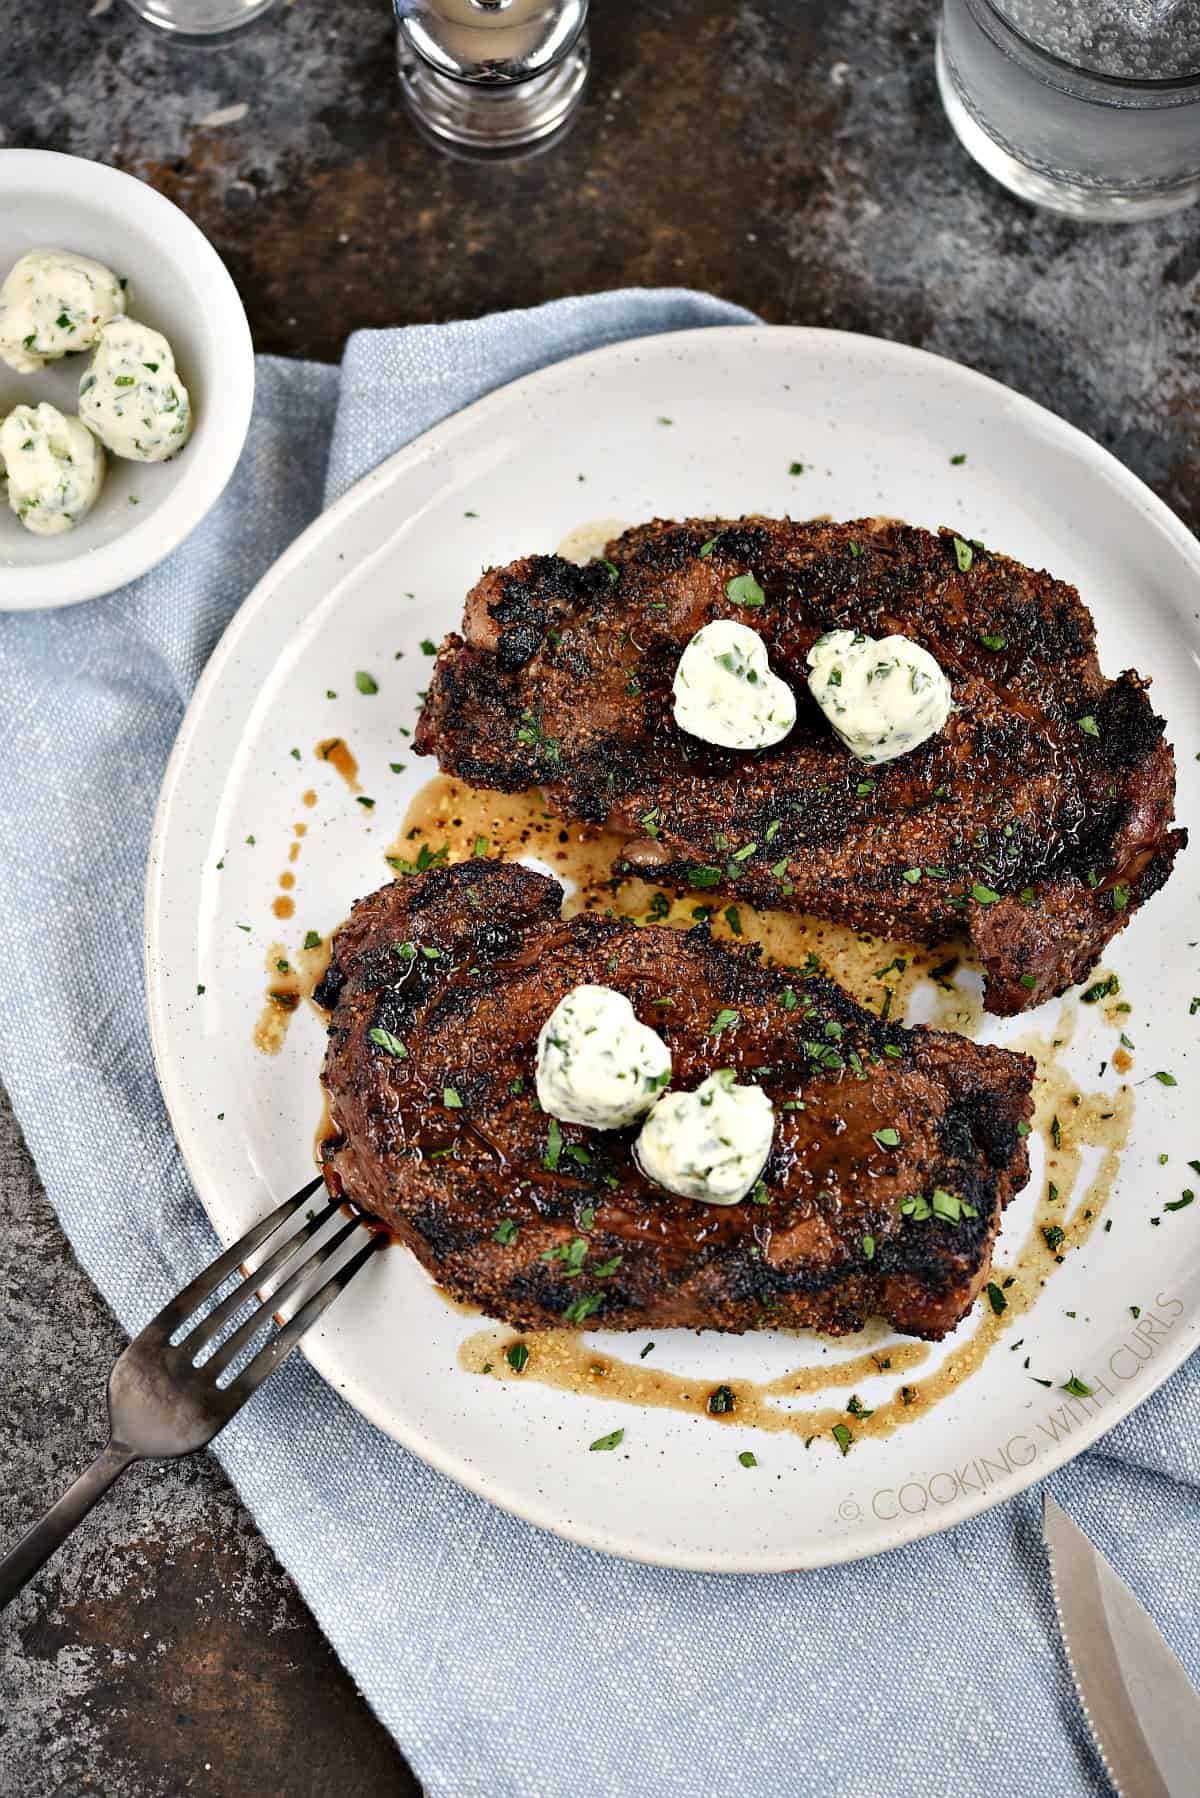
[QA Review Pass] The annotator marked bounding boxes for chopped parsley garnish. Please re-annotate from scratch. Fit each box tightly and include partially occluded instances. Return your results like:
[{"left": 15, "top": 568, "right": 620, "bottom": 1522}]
[
  {"left": 710, "top": 1007, "right": 739, "bottom": 1036},
  {"left": 831, "top": 1423, "right": 853, "bottom": 1455},
  {"left": 1077, "top": 715, "right": 1099, "bottom": 738},
  {"left": 639, "top": 1341, "right": 655, "bottom": 1359},
  {"left": 494, "top": 1218, "right": 518, "bottom": 1245},
  {"left": 590, "top": 1429, "right": 624, "bottom": 1452},
  {"left": 368, "top": 1026, "right": 407, "bottom": 1058},
  {"left": 548, "top": 1237, "right": 590, "bottom": 1276},
  {"left": 950, "top": 453, "right": 967, "bottom": 465},
  {"left": 506, "top": 1341, "right": 529, "bottom": 1373},
  {"left": 707, "top": 1384, "right": 736, "bottom": 1414},
  {"left": 789, "top": 461, "right": 804, "bottom": 475},
  {"left": 780, "top": 986, "right": 798, "bottom": 1010},
  {"left": 563, "top": 1292, "right": 604, "bottom": 1324},
  {"left": 986, "top": 1281, "right": 1007, "bottom": 1316},
  {"left": 544, "top": 1118, "right": 563, "bottom": 1170},
  {"left": 901, "top": 1189, "right": 975, "bottom": 1224},
  {"left": 515, "top": 708, "right": 561, "bottom": 763},
  {"left": 902, "top": 867, "right": 922, "bottom": 883},
  {"left": 1062, "top": 1375, "right": 1092, "bottom": 1398},
  {"left": 1042, "top": 1224, "right": 1065, "bottom": 1252},
  {"left": 1019, "top": 974, "right": 1037, "bottom": 989},
  {"left": 688, "top": 866, "right": 722, "bottom": 888},
  {"left": 303, "top": 930, "right": 322, "bottom": 950},
  {"left": 388, "top": 842, "right": 450, "bottom": 876},
  {"left": 355, "top": 671, "right": 379, "bottom": 695},
  {"left": 1051, "top": 1115, "right": 1062, "bottom": 1149},
  {"left": 1111, "top": 885, "right": 1130, "bottom": 911},
  {"left": 952, "top": 537, "right": 973, "bottom": 572},
  {"left": 872, "top": 1126, "right": 900, "bottom": 1149},
  {"left": 1081, "top": 973, "right": 1119, "bottom": 1003},
  {"left": 978, "top": 632, "right": 1005, "bottom": 650},
  {"left": 698, "top": 537, "right": 717, "bottom": 558},
  {"left": 725, "top": 572, "right": 765, "bottom": 608},
  {"left": 443, "top": 1087, "right": 462, "bottom": 1109},
  {"left": 1153, "top": 1070, "right": 1178, "bottom": 1086},
  {"left": 846, "top": 1395, "right": 873, "bottom": 1421},
  {"left": 861, "top": 1235, "right": 875, "bottom": 1260},
  {"left": 738, "top": 1450, "right": 758, "bottom": 1467},
  {"left": 420, "top": 638, "right": 436, "bottom": 655},
  {"left": 971, "top": 883, "right": 1001, "bottom": 905},
  {"left": 723, "top": 905, "right": 743, "bottom": 936},
  {"left": 1165, "top": 1191, "right": 1194, "bottom": 1211},
  {"left": 356, "top": 795, "right": 375, "bottom": 809}
]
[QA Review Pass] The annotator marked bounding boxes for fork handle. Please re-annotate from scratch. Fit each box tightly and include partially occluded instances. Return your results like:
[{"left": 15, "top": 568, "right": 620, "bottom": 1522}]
[{"left": 0, "top": 1439, "right": 139, "bottom": 1610}]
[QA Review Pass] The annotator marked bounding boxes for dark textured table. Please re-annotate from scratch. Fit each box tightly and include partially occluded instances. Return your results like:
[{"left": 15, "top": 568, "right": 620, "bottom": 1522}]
[{"left": 1, "top": 2, "right": 1197, "bottom": 1793}]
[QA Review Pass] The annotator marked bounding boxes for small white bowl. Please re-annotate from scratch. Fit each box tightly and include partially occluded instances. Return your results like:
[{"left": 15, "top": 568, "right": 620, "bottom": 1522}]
[{"left": 0, "top": 150, "right": 254, "bottom": 610}]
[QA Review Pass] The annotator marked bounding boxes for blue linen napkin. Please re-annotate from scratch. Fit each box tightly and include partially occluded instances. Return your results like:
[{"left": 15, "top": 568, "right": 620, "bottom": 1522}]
[{"left": 0, "top": 287, "right": 1196, "bottom": 1798}]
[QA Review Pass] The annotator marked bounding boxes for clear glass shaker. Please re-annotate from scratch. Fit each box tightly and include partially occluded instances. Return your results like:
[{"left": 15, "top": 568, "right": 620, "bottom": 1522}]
[{"left": 396, "top": 0, "right": 590, "bottom": 157}]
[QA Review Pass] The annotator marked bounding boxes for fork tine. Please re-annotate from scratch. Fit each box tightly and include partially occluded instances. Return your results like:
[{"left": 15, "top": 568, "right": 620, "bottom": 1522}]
[
  {"left": 177, "top": 1195, "right": 342, "bottom": 1355},
  {"left": 201, "top": 1213, "right": 366, "bottom": 1382},
  {"left": 226, "top": 1233, "right": 384, "bottom": 1407},
  {"left": 144, "top": 1176, "right": 326, "bottom": 1339}
]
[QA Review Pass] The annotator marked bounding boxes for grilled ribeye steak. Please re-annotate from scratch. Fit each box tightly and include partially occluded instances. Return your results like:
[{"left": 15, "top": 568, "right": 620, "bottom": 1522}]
[
  {"left": 414, "top": 517, "right": 1185, "bottom": 1014},
  {"left": 318, "top": 860, "right": 1034, "bottom": 1341}
]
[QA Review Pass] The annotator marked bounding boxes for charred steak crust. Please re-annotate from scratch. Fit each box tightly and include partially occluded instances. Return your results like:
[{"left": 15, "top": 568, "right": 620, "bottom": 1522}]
[
  {"left": 320, "top": 861, "right": 1035, "bottom": 1341},
  {"left": 414, "top": 517, "right": 1185, "bottom": 1015}
]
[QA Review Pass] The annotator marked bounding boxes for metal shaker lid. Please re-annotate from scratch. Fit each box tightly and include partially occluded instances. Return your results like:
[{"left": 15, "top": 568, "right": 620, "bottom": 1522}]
[{"left": 398, "top": 0, "right": 589, "bottom": 87}]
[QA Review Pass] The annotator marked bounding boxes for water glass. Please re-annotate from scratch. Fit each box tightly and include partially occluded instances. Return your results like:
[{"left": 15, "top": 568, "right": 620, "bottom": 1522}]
[
  {"left": 938, "top": 0, "right": 1200, "bottom": 220},
  {"left": 121, "top": 0, "right": 277, "bottom": 36}
]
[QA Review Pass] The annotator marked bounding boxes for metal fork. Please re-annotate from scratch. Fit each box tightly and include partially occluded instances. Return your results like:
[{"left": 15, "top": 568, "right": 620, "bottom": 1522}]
[{"left": 0, "top": 1177, "right": 383, "bottom": 1610}]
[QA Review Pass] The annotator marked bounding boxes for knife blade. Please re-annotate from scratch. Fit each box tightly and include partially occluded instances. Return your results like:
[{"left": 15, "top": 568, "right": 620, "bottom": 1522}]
[{"left": 1043, "top": 1492, "right": 1200, "bottom": 1798}]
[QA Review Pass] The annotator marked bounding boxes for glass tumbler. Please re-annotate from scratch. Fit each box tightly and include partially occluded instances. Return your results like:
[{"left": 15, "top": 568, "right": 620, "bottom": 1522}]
[
  {"left": 938, "top": 0, "right": 1200, "bottom": 220},
  {"left": 121, "top": 0, "right": 277, "bottom": 34}
]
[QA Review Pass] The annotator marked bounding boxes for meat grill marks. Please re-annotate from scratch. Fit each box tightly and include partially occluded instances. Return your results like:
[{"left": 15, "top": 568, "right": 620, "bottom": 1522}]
[
  {"left": 414, "top": 517, "right": 1185, "bottom": 1015},
  {"left": 319, "top": 860, "right": 1034, "bottom": 1341}
]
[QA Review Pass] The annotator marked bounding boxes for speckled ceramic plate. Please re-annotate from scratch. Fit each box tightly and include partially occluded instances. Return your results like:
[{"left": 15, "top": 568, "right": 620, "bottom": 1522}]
[{"left": 145, "top": 327, "right": 1200, "bottom": 1572}]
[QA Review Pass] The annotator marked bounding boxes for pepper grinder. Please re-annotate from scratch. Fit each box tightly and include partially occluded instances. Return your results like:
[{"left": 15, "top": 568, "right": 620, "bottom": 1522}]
[{"left": 396, "top": 0, "right": 590, "bottom": 157}]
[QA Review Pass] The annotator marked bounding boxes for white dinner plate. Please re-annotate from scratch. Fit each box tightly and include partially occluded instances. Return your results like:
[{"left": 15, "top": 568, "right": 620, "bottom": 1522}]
[{"left": 145, "top": 327, "right": 1200, "bottom": 1572}]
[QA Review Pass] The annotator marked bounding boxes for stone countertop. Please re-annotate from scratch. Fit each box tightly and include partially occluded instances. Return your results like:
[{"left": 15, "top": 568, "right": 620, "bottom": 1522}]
[{"left": 0, "top": 2, "right": 1197, "bottom": 1794}]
